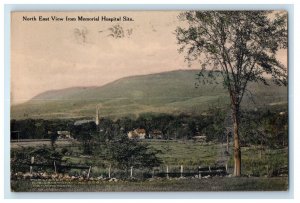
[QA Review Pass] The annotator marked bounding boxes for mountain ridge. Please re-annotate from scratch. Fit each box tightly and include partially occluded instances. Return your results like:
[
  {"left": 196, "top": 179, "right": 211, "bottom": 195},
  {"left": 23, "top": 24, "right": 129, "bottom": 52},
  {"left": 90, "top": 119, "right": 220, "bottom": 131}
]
[
  {"left": 30, "top": 69, "right": 201, "bottom": 101},
  {"left": 11, "top": 69, "right": 287, "bottom": 120}
]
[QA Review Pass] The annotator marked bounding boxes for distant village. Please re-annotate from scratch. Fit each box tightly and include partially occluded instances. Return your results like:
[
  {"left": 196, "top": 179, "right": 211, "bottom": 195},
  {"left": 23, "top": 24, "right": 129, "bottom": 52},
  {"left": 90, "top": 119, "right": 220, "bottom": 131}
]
[
  {"left": 11, "top": 106, "right": 287, "bottom": 148},
  {"left": 55, "top": 107, "right": 208, "bottom": 142}
]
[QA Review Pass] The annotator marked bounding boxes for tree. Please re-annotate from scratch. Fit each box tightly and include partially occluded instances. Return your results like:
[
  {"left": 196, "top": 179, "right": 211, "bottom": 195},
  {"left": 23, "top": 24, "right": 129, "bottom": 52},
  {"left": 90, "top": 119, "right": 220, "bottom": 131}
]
[
  {"left": 107, "top": 136, "right": 162, "bottom": 171},
  {"left": 49, "top": 131, "right": 58, "bottom": 148},
  {"left": 176, "top": 11, "right": 287, "bottom": 176},
  {"left": 11, "top": 146, "right": 63, "bottom": 173},
  {"left": 70, "top": 122, "right": 96, "bottom": 155}
]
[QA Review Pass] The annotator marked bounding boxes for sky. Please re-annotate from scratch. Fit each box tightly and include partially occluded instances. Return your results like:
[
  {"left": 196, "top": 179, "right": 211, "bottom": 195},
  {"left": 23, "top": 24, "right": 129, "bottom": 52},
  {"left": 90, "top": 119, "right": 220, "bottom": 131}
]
[
  {"left": 11, "top": 11, "right": 188, "bottom": 104},
  {"left": 11, "top": 11, "right": 287, "bottom": 104}
]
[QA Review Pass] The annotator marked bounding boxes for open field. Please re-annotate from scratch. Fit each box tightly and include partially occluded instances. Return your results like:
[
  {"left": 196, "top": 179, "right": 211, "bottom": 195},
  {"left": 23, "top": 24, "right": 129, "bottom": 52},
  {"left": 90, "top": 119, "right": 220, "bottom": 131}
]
[
  {"left": 11, "top": 140, "right": 288, "bottom": 178},
  {"left": 11, "top": 139, "right": 288, "bottom": 191},
  {"left": 11, "top": 139, "right": 77, "bottom": 149}
]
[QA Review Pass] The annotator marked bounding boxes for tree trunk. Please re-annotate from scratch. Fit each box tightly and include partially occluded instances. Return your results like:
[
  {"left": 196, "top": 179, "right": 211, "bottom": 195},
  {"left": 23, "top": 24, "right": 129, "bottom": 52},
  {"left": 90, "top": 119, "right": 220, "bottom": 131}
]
[{"left": 232, "top": 105, "right": 241, "bottom": 177}]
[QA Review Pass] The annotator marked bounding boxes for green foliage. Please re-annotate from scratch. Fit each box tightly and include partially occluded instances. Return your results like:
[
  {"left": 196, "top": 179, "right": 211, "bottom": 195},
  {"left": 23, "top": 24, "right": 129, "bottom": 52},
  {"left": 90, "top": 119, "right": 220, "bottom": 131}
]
[
  {"left": 61, "top": 147, "right": 69, "bottom": 155},
  {"left": 176, "top": 11, "right": 287, "bottom": 92},
  {"left": 239, "top": 109, "right": 288, "bottom": 148},
  {"left": 202, "top": 107, "right": 226, "bottom": 142},
  {"left": 10, "top": 119, "right": 74, "bottom": 140},
  {"left": 11, "top": 146, "right": 63, "bottom": 173},
  {"left": 70, "top": 121, "right": 96, "bottom": 155},
  {"left": 30, "top": 147, "right": 63, "bottom": 163},
  {"left": 105, "top": 136, "right": 162, "bottom": 170}
]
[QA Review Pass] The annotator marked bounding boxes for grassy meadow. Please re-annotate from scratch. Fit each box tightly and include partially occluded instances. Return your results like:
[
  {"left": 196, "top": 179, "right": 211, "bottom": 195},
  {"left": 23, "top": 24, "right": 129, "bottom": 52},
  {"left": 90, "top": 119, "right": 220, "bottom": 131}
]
[{"left": 11, "top": 139, "right": 288, "bottom": 191}]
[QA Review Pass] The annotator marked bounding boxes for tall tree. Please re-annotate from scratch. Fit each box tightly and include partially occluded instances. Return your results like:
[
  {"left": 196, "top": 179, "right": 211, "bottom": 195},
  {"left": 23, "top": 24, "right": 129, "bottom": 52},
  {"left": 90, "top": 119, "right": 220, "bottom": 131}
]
[{"left": 175, "top": 11, "right": 287, "bottom": 176}]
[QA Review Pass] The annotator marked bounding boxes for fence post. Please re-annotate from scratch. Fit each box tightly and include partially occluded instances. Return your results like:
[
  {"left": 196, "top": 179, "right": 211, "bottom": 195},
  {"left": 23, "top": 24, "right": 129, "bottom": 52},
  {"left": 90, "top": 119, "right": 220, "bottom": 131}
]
[
  {"left": 198, "top": 166, "right": 201, "bottom": 179},
  {"left": 30, "top": 156, "right": 34, "bottom": 174},
  {"left": 225, "top": 164, "right": 228, "bottom": 172},
  {"left": 209, "top": 166, "right": 211, "bottom": 172},
  {"left": 54, "top": 161, "right": 57, "bottom": 174},
  {"left": 130, "top": 166, "right": 133, "bottom": 178},
  {"left": 166, "top": 165, "right": 169, "bottom": 179},
  {"left": 87, "top": 166, "right": 91, "bottom": 179},
  {"left": 108, "top": 164, "right": 111, "bottom": 178},
  {"left": 180, "top": 165, "right": 183, "bottom": 178}
]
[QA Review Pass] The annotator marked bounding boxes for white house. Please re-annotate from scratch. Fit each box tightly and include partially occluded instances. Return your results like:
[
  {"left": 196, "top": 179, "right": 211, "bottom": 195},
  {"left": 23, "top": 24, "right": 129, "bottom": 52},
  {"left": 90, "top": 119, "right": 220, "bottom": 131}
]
[
  {"left": 57, "top": 131, "right": 72, "bottom": 139},
  {"left": 128, "top": 128, "right": 146, "bottom": 139}
]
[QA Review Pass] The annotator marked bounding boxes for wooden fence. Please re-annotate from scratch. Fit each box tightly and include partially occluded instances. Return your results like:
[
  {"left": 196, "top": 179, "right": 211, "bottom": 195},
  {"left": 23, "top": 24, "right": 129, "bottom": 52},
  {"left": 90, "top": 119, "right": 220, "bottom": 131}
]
[{"left": 18, "top": 162, "right": 228, "bottom": 180}]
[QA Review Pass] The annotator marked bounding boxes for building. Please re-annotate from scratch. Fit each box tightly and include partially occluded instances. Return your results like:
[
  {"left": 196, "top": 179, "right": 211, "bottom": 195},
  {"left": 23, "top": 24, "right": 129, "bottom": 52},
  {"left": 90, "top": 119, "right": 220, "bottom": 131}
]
[
  {"left": 57, "top": 131, "right": 72, "bottom": 139},
  {"left": 128, "top": 128, "right": 146, "bottom": 139},
  {"left": 149, "top": 130, "right": 163, "bottom": 139}
]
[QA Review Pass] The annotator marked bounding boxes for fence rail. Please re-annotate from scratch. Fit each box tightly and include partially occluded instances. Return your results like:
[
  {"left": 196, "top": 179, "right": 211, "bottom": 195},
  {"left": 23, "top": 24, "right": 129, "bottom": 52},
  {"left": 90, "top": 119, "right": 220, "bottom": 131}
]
[
  {"left": 28, "top": 163, "right": 91, "bottom": 170},
  {"left": 13, "top": 161, "right": 228, "bottom": 180}
]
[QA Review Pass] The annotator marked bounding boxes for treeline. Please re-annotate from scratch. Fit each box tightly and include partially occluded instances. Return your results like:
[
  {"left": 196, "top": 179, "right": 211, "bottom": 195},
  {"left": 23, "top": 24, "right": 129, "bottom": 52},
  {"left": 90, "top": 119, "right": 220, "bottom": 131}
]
[
  {"left": 10, "top": 113, "right": 220, "bottom": 141},
  {"left": 10, "top": 108, "right": 288, "bottom": 148},
  {"left": 10, "top": 119, "right": 75, "bottom": 140},
  {"left": 239, "top": 109, "right": 288, "bottom": 148}
]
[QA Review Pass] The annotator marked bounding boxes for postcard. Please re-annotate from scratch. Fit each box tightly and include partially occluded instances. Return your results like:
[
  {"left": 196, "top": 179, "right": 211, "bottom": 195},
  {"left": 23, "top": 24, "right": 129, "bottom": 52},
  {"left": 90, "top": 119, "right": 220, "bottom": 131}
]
[{"left": 10, "top": 10, "right": 288, "bottom": 192}]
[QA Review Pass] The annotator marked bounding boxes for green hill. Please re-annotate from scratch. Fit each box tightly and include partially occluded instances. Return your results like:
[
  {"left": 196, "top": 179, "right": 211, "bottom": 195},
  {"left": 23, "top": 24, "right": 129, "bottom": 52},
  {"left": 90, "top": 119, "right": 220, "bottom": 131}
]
[{"left": 11, "top": 70, "right": 287, "bottom": 119}]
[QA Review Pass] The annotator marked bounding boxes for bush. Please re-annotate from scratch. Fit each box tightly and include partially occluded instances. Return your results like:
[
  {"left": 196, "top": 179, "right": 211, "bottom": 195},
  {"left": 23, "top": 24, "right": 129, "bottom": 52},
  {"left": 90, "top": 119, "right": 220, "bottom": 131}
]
[{"left": 106, "top": 136, "right": 162, "bottom": 170}]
